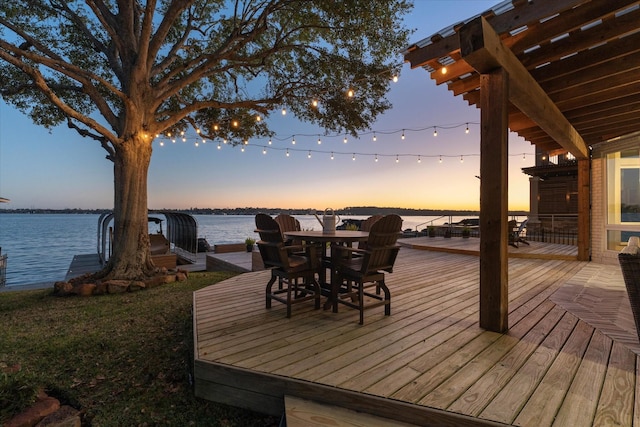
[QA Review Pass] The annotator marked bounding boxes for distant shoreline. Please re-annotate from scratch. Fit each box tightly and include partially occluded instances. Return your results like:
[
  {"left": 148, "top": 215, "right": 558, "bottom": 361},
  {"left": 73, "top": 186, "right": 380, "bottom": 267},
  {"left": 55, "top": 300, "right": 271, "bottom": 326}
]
[{"left": 0, "top": 207, "right": 528, "bottom": 216}]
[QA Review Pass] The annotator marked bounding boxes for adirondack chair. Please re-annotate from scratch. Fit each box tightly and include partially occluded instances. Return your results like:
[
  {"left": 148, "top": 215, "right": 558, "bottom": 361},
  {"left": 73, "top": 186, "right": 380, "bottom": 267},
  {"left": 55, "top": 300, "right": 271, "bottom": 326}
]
[
  {"left": 255, "top": 214, "right": 321, "bottom": 318},
  {"left": 331, "top": 214, "right": 402, "bottom": 324},
  {"left": 509, "top": 219, "right": 530, "bottom": 248}
]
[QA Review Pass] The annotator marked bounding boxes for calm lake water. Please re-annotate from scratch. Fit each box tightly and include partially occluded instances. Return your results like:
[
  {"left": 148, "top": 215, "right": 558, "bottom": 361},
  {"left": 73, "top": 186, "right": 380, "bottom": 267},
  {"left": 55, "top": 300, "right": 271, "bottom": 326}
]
[{"left": 0, "top": 213, "right": 476, "bottom": 287}]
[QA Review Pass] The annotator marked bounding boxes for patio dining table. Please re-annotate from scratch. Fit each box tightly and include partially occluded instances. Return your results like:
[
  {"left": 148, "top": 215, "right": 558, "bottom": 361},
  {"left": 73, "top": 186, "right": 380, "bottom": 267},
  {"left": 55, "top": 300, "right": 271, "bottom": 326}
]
[{"left": 283, "top": 230, "right": 369, "bottom": 310}]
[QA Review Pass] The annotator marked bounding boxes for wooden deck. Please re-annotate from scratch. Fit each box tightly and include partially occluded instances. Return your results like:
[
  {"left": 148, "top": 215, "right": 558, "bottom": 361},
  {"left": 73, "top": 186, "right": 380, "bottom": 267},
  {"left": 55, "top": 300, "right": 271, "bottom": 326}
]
[{"left": 193, "top": 242, "right": 638, "bottom": 426}]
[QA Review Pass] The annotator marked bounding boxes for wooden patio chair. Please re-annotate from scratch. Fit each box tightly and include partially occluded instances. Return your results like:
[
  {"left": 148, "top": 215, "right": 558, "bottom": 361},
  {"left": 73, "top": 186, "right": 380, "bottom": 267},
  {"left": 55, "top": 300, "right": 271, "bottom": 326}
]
[
  {"left": 331, "top": 214, "right": 402, "bottom": 324},
  {"left": 255, "top": 214, "right": 321, "bottom": 318}
]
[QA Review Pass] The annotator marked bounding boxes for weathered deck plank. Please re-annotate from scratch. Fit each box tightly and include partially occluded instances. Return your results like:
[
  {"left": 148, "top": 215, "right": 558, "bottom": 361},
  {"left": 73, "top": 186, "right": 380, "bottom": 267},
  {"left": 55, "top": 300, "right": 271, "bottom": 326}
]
[{"left": 193, "top": 244, "right": 637, "bottom": 426}]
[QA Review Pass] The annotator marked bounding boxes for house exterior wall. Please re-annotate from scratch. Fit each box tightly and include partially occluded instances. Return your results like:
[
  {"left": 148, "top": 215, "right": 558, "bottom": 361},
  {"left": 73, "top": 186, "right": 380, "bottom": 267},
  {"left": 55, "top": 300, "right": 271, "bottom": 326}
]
[{"left": 591, "top": 132, "right": 640, "bottom": 265}]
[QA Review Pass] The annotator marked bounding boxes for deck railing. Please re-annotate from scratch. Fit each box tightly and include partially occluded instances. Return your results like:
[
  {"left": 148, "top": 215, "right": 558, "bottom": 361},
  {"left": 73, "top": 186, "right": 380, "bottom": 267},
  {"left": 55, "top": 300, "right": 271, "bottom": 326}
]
[{"left": 525, "top": 214, "right": 578, "bottom": 246}]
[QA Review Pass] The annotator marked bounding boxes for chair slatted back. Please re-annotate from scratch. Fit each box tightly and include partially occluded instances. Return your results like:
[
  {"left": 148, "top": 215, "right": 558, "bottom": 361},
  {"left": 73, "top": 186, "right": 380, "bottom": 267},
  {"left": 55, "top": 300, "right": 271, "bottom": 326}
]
[
  {"left": 358, "top": 215, "right": 383, "bottom": 249},
  {"left": 275, "top": 214, "right": 302, "bottom": 245},
  {"left": 255, "top": 214, "right": 289, "bottom": 269},
  {"left": 361, "top": 214, "right": 402, "bottom": 274}
]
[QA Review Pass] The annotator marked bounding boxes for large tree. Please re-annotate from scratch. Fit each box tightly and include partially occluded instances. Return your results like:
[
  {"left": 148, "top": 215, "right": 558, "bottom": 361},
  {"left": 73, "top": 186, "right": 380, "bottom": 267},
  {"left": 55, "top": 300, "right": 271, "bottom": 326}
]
[{"left": 0, "top": 0, "right": 411, "bottom": 280}]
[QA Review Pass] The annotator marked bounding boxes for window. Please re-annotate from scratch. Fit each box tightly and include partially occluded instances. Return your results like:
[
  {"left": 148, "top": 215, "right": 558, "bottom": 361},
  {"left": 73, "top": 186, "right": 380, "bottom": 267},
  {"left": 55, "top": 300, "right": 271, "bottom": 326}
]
[{"left": 606, "top": 148, "right": 640, "bottom": 250}]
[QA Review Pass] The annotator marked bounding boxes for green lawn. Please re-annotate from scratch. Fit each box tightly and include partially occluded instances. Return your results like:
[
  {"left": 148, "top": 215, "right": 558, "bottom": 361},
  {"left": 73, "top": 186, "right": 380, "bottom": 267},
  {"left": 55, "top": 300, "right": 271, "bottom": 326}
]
[{"left": 0, "top": 272, "right": 279, "bottom": 426}]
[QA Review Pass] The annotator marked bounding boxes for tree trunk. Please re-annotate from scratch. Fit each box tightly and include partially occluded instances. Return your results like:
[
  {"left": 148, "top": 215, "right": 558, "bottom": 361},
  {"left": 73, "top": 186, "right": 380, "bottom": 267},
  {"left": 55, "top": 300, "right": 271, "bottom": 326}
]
[{"left": 102, "top": 134, "right": 155, "bottom": 280}]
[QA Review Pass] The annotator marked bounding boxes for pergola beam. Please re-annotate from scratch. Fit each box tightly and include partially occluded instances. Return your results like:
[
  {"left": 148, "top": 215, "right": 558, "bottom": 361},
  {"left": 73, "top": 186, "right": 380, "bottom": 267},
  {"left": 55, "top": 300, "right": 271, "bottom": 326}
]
[{"left": 458, "top": 16, "right": 589, "bottom": 160}]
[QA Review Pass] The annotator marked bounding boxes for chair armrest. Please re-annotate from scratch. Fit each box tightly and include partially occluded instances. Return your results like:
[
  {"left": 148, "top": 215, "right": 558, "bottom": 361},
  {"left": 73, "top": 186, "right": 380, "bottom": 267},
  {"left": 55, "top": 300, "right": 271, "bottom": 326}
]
[{"left": 331, "top": 245, "right": 366, "bottom": 256}]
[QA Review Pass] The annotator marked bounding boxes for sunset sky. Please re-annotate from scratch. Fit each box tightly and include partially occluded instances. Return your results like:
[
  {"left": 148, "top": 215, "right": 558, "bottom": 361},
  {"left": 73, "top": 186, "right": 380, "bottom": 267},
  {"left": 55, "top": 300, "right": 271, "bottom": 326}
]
[{"left": 0, "top": 0, "right": 534, "bottom": 211}]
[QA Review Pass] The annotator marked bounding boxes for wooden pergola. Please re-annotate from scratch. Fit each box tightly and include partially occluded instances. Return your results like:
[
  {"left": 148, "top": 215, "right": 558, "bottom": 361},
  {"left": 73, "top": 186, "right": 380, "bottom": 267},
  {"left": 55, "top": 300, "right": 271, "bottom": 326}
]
[{"left": 404, "top": 0, "right": 640, "bottom": 332}]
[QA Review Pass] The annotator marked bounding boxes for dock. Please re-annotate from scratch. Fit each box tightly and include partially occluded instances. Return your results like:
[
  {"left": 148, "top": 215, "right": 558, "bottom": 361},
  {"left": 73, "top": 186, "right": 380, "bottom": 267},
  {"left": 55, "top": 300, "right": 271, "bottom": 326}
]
[{"left": 193, "top": 240, "right": 638, "bottom": 426}]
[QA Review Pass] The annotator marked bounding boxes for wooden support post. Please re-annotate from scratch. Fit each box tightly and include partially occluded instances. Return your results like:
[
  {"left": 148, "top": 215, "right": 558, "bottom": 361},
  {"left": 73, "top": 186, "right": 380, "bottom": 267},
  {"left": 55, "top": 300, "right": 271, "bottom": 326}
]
[
  {"left": 479, "top": 68, "right": 509, "bottom": 333},
  {"left": 577, "top": 158, "right": 591, "bottom": 261}
]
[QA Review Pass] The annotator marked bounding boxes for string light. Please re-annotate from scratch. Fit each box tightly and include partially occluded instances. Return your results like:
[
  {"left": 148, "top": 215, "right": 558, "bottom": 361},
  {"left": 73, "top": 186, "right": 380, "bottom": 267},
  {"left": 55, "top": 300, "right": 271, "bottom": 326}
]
[
  {"left": 392, "top": 75, "right": 399, "bottom": 82},
  {"left": 240, "top": 146, "right": 245, "bottom": 152},
  {"left": 281, "top": 108, "right": 286, "bottom": 115},
  {"left": 347, "top": 89, "right": 354, "bottom": 98},
  {"left": 262, "top": 147, "right": 267, "bottom": 154},
  {"left": 312, "top": 99, "right": 318, "bottom": 107},
  {"left": 158, "top": 121, "right": 539, "bottom": 164},
  {"left": 433, "top": 127, "right": 437, "bottom": 137},
  {"left": 465, "top": 123, "right": 469, "bottom": 134}
]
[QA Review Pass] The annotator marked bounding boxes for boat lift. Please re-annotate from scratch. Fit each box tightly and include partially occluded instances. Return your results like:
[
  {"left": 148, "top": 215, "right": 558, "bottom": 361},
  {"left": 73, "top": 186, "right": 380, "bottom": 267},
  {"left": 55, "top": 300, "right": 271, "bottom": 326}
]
[{"left": 97, "top": 211, "right": 199, "bottom": 265}]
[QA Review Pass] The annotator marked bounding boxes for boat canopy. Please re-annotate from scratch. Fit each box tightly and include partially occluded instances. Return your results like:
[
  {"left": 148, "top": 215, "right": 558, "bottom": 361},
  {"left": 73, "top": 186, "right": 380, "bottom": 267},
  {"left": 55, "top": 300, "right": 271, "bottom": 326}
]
[{"left": 97, "top": 211, "right": 198, "bottom": 265}]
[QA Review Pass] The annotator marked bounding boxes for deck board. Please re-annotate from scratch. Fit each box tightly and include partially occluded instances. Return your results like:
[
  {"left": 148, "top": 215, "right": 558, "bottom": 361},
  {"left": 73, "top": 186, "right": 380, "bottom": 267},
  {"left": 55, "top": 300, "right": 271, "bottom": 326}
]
[{"left": 193, "top": 243, "right": 638, "bottom": 426}]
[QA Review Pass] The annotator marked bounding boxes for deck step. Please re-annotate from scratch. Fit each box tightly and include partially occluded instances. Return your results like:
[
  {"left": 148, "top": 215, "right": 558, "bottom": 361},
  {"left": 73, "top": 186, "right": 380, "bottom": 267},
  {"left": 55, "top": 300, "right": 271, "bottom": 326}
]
[{"left": 284, "top": 396, "right": 419, "bottom": 427}]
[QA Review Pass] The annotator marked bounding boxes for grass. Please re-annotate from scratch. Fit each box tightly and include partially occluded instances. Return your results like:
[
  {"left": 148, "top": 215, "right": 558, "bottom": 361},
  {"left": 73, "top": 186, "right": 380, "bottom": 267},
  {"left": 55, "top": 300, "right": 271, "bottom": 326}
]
[{"left": 0, "top": 272, "right": 280, "bottom": 426}]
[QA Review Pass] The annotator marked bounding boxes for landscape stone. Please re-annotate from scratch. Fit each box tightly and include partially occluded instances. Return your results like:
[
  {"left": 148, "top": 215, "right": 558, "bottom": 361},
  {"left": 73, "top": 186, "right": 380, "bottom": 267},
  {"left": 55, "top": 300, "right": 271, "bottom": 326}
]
[
  {"left": 72, "top": 283, "right": 96, "bottom": 297},
  {"left": 129, "top": 281, "right": 146, "bottom": 291},
  {"left": 104, "top": 280, "right": 129, "bottom": 293}
]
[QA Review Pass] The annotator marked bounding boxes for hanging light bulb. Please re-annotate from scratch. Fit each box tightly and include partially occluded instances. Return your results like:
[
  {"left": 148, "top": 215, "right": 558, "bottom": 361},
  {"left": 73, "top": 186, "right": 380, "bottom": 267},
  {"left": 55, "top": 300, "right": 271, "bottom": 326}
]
[
  {"left": 375, "top": 154, "right": 378, "bottom": 162},
  {"left": 241, "top": 146, "right": 245, "bottom": 152},
  {"left": 167, "top": 132, "right": 172, "bottom": 137},
  {"left": 262, "top": 147, "right": 267, "bottom": 155},
  {"left": 441, "top": 66, "right": 447, "bottom": 75},
  {"left": 352, "top": 153, "right": 356, "bottom": 161},
  {"left": 330, "top": 152, "right": 334, "bottom": 160},
  {"left": 223, "top": 138, "right": 227, "bottom": 144},
  {"left": 465, "top": 123, "right": 470, "bottom": 134},
  {"left": 256, "top": 115, "right": 261, "bottom": 122},
  {"left": 172, "top": 138, "right": 176, "bottom": 143},
  {"left": 292, "top": 136, "right": 296, "bottom": 145},
  {"left": 159, "top": 141, "right": 164, "bottom": 146},
  {"left": 401, "top": 130, "right": 405, "bottom": 140},
  {"left": 202, "top": 138, "right": 206, "bottom": 144},
  {"left": 433, "top": 127, "right": 438, "bottom": 137},
  {"left": 460, "top": 155, "right": 464, "bottom": 163},
  {"left": 281, "top": 107, "right": 286, "bottom": 115},
  {"left": 308, "top": 151, "right": 312, "bottom": 159},
  {"left": 392, "top": 74, "right": 399, "bottom": 83},
  {"left": 217, "top": 142, "right": 221, "bottom": 149},
  {"left": 347, "top": 88, "right": 354, "bottom": 98},
  {"left": 244, "top": 139, "right": 248, "bottom": 145},
  {"left": 182, "top": 137, "right": 186, "bottom": 142},
  {"left": 195, "top": 141, "right": 199, "bottom": 147},
  {"left": 232, "top": 120, "right": 238, "bottom": 127},
  {"left": 522, "top": 153, "right": 526, "bottom": 160},
  {"left": 312, "top": 99, "right": 318, "bottom": 107},
  {"left": 317, "top": 137, "right": 322, "bottom": 145},
  {"left": 418, "top": 156, "right": 421, "bottom": 163},
  {"left": 439, "top": 155, "right": 442, "bottom": 163},
  {"left": 196, "top": 128, "right": 201, "bottom": 134},
  {"left": 343, "top": 135, "right": 347, "bottom": 144},
  {"left": 396, "top": 155, "right": 399, "bottom": 163},
  {"left": 373, "top": 132, "right": 377, "bottom": 142},
  {"left": 286, "top": 149, "right": 290, "bottom": 157},
  {"left": 268, "top": 139, "right": 272, "bottom": 145}
]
